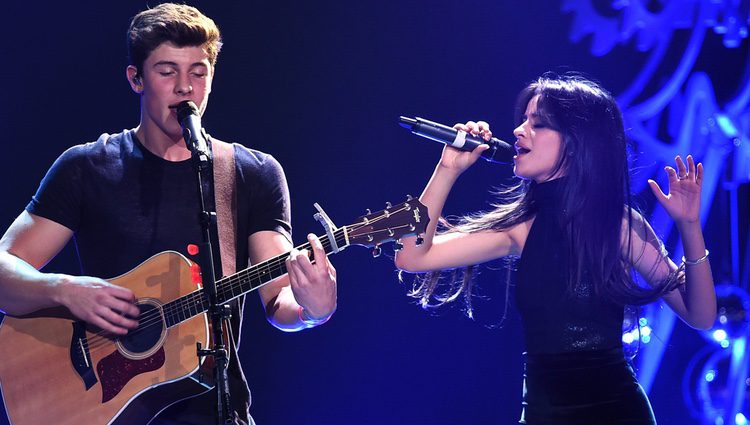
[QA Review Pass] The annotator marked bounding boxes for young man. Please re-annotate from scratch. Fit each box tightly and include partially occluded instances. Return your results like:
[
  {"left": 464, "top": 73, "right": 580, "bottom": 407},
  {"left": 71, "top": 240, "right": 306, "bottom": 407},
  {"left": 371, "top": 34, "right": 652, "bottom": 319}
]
[{"left": 0, "top": 4, "right": 336, "bottom": 424}]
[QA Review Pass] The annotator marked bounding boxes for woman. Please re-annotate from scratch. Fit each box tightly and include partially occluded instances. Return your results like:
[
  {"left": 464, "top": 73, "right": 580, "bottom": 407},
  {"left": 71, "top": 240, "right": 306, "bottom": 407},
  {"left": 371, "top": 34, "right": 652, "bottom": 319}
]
[{"left": 394, "top": 75, "right": 716, "bottom": 424}]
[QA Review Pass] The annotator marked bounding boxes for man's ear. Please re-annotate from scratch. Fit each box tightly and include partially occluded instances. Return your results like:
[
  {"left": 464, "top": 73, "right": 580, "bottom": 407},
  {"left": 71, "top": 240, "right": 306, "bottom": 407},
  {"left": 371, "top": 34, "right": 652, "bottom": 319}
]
[{"left": 126, "top": 65, "right": 142, "bottom": 93}]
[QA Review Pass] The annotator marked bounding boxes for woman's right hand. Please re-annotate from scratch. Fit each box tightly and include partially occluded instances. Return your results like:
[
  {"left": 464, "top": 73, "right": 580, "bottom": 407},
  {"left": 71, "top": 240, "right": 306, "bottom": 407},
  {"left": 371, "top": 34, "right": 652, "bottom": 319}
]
[{"left": 439, "top": 120, "right": 492, "bottom": 173}]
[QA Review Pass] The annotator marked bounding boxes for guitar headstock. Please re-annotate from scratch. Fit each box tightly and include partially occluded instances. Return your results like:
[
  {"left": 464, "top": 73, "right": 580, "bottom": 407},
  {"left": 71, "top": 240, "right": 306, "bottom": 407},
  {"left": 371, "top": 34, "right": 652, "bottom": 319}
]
[{"left": 346, "top": 197, "right": 429, "bottom": 254}]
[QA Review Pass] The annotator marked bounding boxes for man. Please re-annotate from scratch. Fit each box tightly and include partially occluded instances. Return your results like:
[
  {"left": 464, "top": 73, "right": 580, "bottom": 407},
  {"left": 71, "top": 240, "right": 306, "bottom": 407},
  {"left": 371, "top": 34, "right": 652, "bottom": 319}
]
[{"left": 0, "top": 3, "right": 336, "bottom": 424}]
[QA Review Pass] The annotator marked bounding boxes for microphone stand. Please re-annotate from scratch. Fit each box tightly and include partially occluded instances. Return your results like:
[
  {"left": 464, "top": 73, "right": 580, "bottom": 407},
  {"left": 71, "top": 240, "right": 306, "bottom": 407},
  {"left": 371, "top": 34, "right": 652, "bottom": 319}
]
[{"left": 185, "top": 127, "right": 233, "bottom": 425}]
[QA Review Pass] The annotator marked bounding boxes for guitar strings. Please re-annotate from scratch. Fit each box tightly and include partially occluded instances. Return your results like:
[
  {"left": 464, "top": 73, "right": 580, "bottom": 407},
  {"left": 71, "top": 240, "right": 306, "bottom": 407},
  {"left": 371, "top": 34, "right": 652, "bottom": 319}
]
[
  {"left": 86, "top": 219, "right": 416, "bottom": 352},
  {"left": 84, "top": 207, "right": 415, "bottom": 351},
  {"left": 82, "top": 230, "right": 350, "bottom": 350},
  {"left": 84, "top": 225, "right": 355, "bottom": 349},
  {"left": 85, "top": 211, "right": 414, "bottom": 351}
]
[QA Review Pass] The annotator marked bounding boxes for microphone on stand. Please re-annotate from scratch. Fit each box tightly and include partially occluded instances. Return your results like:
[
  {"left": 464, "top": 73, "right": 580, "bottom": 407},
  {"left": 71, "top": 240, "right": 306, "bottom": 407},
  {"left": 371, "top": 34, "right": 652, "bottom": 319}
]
[
  {"left": 175, "top": 100, "right": 210, "bottom": 158},
  {"left": 399, "top": 116, "right": 515, "bottom": 164}
]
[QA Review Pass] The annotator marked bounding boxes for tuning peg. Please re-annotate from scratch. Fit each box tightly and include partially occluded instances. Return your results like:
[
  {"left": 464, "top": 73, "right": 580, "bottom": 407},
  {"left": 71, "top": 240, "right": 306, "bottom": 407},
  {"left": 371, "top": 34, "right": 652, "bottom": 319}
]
[
  {"left": 365, "top": 208, "right": 372, "bottom": 215},
  {"left": 385, "top": 201, "right": 392, "bottom": 209},
  {"left": 372, "top": 245, "right": 382, "bottom": 258},
  {"left": 415, "top": 235, "right": 424, "bottom": 246},
  {"left": 406, "top": 194, "right": 413, "bottom": 200},
  {"left": 394, "top": 240, "right": 403, "bottom": 252}
]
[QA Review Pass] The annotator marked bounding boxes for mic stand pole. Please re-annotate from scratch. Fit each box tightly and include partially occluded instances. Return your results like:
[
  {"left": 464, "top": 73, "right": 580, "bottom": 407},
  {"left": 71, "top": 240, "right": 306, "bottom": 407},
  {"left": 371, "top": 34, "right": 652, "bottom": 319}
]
[{"left": 187, "top": 132, "right": 233, "bottom": 425}]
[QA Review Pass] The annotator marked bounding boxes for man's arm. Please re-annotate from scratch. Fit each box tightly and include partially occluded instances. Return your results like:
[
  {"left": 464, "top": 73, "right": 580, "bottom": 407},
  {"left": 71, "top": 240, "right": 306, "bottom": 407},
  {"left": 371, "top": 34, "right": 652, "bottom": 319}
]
[
  {"left": 250, "top": 230, "right": 337, "bottom": 331},
  {"left": 0, "top": 211, "right": 139, "bottom": 334}
]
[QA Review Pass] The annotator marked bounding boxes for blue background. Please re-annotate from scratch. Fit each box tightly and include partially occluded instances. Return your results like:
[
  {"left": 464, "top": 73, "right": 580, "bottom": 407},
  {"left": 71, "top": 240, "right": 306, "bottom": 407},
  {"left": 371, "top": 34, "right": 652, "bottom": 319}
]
[{"left": 0, "top": 1, "right": 747, "bottom": 424}]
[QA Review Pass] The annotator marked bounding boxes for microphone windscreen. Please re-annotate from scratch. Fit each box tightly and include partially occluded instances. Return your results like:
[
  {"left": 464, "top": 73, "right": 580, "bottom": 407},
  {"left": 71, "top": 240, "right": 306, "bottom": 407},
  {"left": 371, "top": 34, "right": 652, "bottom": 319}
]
[{"left": 175, "top": 100, "right": 199, "bottom": 122}]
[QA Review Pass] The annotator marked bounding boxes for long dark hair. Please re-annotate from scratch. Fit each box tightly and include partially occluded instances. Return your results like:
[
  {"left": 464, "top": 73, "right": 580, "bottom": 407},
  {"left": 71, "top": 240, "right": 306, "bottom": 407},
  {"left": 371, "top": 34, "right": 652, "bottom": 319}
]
[{"left": 406, "top": 74, "right": 678, "bottom": 317}]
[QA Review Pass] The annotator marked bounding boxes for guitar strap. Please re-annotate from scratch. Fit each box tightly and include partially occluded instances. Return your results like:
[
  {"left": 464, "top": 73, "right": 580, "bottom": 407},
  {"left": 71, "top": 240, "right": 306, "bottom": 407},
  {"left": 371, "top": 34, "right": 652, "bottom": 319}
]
[
  {"left": 211, "top": 139, "right": 237, "bottom": 277},
  {"left": 209, "top": 138, "right": 253, "bottom": 423},
  {"left": 210, "top": 138, "right": 244, "bottom": 341}
]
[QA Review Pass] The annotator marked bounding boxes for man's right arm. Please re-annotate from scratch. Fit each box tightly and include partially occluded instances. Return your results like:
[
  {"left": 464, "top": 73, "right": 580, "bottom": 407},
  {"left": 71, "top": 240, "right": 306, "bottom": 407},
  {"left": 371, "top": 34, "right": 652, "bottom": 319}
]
[{"left": 0, "top": 211, "right": 139, "bottom": 334}]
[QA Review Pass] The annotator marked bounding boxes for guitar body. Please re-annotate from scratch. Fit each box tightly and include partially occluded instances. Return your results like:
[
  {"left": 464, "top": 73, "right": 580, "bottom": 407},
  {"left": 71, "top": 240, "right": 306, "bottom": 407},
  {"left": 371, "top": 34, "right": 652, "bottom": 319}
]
[{"left": 0, "top": 251, "right": 211, "bottom": 425}]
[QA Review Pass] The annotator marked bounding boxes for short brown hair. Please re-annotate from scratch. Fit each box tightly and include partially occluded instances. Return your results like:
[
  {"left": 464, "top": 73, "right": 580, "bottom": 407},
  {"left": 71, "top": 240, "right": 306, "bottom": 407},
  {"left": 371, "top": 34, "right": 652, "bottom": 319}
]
[{"left": 127, "top": 3, "right": 222, "bottom": 78}]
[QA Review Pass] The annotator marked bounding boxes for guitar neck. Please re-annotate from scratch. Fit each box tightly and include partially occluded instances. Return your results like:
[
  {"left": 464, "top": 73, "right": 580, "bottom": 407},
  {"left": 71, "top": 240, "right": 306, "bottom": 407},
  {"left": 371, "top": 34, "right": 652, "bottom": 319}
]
[
  {"left": 160, "top": 197, "right": 427, "bottom": 328},
  {"left": 218, "top": 226, "right": 349, "bottom": 302},
  {"left": 163, "top": 227, "right": 349, "bottom": 328}
]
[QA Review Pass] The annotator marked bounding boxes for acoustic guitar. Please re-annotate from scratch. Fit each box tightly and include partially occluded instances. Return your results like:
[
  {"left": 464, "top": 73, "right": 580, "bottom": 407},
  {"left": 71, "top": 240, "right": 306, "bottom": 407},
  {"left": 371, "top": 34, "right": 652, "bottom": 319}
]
[{"left": 0, "top": 199, "right": 427, "bottom": 425}]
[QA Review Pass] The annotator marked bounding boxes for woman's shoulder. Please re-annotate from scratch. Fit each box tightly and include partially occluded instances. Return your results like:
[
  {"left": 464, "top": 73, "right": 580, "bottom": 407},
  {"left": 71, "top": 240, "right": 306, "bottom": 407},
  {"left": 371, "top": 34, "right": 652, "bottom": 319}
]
[
  {"left": 620, "top": 207, "right": 654, "bottom": 240},
  {"left": 619, "top": 207, "right": 667, "bottom": 262}
]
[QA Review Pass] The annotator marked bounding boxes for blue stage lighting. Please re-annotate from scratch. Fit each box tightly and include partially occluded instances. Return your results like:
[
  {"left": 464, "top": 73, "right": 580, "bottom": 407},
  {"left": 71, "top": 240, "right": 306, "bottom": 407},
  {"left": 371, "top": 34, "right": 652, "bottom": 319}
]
[{"left": 701, "top": 284, "right": 750, "bottom": 348}]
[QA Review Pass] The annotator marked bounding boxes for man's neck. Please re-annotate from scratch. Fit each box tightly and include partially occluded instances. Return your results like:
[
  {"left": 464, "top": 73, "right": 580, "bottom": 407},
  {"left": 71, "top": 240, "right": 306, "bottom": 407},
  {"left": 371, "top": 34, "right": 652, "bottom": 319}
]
[{"left": 134, "top": 124, "right": 192, "bottom": 162}]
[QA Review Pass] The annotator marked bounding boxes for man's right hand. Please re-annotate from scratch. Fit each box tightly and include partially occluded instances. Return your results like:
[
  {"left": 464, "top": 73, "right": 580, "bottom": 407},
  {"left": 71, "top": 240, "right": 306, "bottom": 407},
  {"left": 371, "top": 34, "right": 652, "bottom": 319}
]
[
  {"left": 55, "top": 275, "right": 140, "bottom": 335},
  {"left": 0, "top": 212, "right": 139, "bottom": 335}
]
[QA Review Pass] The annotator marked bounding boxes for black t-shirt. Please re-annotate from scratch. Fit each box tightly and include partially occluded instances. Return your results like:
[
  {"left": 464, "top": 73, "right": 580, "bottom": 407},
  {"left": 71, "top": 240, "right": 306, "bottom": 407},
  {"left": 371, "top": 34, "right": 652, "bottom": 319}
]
[
  {"left": 27, "top": 129, "right": 291, "bottom": 278},
  {"left": 26, "top": 129, "right": 292, "bottom": 423}
]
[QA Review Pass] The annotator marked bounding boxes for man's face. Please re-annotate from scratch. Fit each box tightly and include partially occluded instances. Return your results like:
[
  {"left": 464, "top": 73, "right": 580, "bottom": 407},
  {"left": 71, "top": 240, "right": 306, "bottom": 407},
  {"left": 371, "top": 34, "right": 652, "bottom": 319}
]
[{"left": 131, "top": 42, "right": 214, "bottom": 142}]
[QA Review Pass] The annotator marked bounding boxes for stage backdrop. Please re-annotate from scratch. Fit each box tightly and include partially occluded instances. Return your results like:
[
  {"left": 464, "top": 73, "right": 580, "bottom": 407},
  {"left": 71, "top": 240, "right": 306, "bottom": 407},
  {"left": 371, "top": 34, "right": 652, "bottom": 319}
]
[{"left": 0, "top": 1, "right": 746, "bottom": 424}]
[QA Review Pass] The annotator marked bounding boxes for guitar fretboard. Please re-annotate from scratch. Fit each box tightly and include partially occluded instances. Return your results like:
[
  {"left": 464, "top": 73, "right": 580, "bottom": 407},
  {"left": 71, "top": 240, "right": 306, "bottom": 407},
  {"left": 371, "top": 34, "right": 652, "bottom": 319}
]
[{"left": 163, "top": 227, "right": 348, "bottom": 328}]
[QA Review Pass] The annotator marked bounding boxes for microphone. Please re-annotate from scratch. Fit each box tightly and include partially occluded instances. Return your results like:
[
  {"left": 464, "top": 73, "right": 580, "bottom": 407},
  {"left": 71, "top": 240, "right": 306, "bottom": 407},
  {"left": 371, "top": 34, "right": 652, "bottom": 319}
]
[
  {"left": 175, "top": 101, "right": 210, "bottom": 157},
  {"left": 399, "top": 116, "right": 515, "bottom": 164}
]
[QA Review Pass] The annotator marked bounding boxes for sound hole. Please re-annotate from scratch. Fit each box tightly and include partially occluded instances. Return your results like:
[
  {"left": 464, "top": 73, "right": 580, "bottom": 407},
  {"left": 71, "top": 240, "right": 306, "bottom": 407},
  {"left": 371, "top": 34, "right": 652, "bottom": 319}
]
[{"left": 119, "top": 302, "right": 165, "bottom": 355}]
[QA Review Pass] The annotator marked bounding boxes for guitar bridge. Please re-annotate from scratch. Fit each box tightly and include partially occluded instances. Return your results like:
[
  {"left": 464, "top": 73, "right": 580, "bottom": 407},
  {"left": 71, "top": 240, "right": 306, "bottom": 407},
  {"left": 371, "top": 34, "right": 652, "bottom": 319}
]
[{"left": 70, "top": 321, "right": 97, "bottom": 390}]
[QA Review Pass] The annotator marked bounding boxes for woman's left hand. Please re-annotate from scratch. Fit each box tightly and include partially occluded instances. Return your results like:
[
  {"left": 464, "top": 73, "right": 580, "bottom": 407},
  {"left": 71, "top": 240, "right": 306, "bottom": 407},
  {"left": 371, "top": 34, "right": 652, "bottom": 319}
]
[{"left": 648, "top": 155, "right": 703, "bottom": 225}]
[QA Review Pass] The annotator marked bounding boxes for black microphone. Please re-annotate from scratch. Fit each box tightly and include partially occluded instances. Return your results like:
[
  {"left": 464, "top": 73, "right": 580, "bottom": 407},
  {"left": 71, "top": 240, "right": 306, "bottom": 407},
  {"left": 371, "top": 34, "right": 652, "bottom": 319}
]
[
  {"left": 175, "top": 100, "right": 210, "bottom": 157},
  {"left": 399, "top": 116, "right": 515, "bottom": 164}
]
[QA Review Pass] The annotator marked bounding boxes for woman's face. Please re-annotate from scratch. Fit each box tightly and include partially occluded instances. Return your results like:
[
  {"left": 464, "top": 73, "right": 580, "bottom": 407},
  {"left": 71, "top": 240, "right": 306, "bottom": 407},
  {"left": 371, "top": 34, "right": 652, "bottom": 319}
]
[{"left": 512, "top": 95, "right": 565, "bottom": 183}]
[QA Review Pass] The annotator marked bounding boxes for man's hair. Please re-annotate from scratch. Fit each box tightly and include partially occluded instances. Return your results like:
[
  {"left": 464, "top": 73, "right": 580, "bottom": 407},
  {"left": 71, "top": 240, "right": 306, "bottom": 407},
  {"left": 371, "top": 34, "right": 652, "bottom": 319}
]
[{"left": 127, "top": 3, "right": 222, "bottom": 78}]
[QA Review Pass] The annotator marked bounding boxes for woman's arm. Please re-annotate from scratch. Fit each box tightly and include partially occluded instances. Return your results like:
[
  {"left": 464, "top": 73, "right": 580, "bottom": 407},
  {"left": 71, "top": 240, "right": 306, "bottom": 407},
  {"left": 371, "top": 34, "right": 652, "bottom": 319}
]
[
  {"left": 627, "top": 155, "right": 716, "bottom": 330},
  {"left": 395, "top": 121, "right": 520, "bottom": 273}
]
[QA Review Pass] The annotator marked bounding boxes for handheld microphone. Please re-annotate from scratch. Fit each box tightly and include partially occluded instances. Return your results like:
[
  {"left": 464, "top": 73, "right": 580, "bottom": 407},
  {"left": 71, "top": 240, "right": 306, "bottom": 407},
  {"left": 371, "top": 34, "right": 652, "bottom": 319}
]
[
  {"left": 399, "top": 116, "right": 515, "bottom": 164},
  {"left": 175, "top": 101, "right": 210, "bottom": 157}
]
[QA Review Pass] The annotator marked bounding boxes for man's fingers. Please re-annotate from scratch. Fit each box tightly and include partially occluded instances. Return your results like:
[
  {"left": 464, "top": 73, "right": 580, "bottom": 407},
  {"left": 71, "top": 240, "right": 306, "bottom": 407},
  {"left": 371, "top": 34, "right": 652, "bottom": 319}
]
[
  {"left": 109, "top": 298, "right": 140, "bottom": 320},
  {"left": 308, "top": 234, "right": 328, "bottom": 269},
  {"left": 286, "top": 248, "right": 302, "bottom": 284},
  {"left": 95, "top": 306, "right": 136, "bottom": 334}
]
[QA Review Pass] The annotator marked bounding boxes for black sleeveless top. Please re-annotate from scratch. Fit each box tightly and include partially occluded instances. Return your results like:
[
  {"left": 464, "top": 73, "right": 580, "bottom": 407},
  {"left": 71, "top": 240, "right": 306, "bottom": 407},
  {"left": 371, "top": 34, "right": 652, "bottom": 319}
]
[{"left": 515, "top": 178, "right": 624, "bottom": 354}]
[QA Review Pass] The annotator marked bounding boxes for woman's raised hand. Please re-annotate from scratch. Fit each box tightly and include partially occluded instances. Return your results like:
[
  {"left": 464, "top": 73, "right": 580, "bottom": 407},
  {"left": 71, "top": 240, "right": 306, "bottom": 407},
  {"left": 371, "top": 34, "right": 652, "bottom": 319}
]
[{"left": 648, "top": 155, "right": 703, "bottom": 225}]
